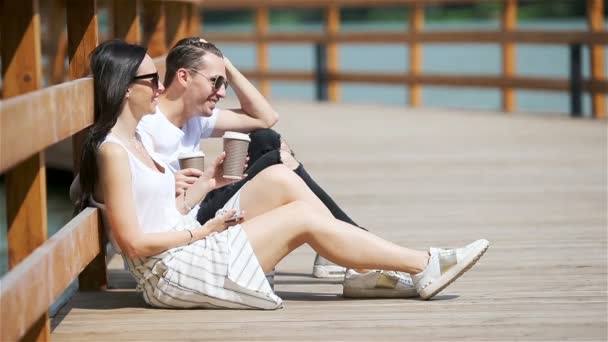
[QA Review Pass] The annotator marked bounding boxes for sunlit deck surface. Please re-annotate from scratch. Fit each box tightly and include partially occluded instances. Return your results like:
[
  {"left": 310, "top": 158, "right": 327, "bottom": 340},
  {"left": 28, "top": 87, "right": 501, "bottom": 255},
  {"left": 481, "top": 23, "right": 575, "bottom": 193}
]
[{"left": 51, "top": 101, "right": 607, "bottom": 341}]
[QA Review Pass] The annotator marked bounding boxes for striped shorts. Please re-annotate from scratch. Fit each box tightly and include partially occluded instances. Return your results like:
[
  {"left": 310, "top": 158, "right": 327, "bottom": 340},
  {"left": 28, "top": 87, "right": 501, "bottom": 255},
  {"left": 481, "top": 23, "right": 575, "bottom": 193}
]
[{"left": 125, "top": 190, "right": 283, "bottom": 310}]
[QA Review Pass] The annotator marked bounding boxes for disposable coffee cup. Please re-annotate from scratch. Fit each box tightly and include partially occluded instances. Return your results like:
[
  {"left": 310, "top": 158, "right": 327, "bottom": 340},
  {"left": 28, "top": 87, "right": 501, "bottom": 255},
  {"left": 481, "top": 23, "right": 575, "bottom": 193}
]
[
  {"left": 178, "top": 151, "right": 205, "bottom": 172},
  {"left": 222, "top": 131, "right": 251, "bottom": 179}
]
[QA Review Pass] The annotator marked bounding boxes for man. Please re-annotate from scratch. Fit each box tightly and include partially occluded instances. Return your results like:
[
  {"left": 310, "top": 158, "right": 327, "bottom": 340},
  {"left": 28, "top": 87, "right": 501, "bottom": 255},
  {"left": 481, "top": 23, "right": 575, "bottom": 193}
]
[{"left": 138, "top": 37, "right": 365, "bottom": 281}]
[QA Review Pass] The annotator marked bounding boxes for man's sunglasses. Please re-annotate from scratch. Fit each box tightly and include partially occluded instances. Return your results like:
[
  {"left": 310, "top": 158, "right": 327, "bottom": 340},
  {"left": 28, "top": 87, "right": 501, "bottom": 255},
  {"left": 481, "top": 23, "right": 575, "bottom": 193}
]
[
  {"left": 189, "top": 69, "right": 229, "bottom": 91},
  {"left": 132, "top": 72, "right": 160, "bottom": 89}
]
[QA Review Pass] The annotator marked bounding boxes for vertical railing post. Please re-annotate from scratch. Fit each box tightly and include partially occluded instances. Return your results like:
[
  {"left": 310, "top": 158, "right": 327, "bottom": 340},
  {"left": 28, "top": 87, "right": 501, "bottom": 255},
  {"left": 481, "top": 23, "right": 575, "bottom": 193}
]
[
  {"left": 1, "top": 0, "right": 50, "bottom": 340},
  {"left": 325, "top": 4, "right": 340, "bottom": 102},
  {"left": 166, "top": 2, "right": 189, "bottom": 49},
  {"left": 587, "top": 0, "right": 606, "bottom": 119},
  {"left": 143, "top": 0, "right": 167, "bottom": 58},
  {"left": 408, "top": 3, "right": 424, "bottom": 107},
  {"left": 501, "top": 0, "right": 517, "bottom": 113},
  {"left": 256, "top": 6, "right": 270, "bottom": 97},
  {"left": 66, "top": 0, "right": 107, "bottom": 291},
  {"left": 114, "top": 0, "right": 141, "bottom": 44},
  {"left": 189, "top": 3, "right": 201, "bottom": 36},
  {"left": 315, "top": 43, "right": 328, "bottom": 101},
  {"left": 45, "top": 0, "right": 68, "bottom": 85},
  {"left": 570, "top": 44, "right": 583, "bottom": 118}
]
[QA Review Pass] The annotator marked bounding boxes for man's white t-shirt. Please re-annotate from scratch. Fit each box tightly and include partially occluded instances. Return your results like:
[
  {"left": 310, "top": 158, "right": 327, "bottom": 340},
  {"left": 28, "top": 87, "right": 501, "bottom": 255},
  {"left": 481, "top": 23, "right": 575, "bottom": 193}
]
[{"left": 137, "top": 107, "right": 220, "bottom": 174}]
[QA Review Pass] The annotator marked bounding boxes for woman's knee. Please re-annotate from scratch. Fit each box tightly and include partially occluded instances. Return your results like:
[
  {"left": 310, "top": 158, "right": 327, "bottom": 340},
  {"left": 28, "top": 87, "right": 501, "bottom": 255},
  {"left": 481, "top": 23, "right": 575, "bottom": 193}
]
[{"left": 254, "top": 164, "right": 305, "bottom": 193}]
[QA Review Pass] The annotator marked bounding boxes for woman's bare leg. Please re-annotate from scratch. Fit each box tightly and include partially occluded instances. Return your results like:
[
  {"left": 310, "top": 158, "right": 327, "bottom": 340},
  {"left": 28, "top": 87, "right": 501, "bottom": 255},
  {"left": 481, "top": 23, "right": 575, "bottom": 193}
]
[
  {"left": 240, "top": 201, "right": 429, "bottom": 274},
  {"left": 239, "top": 164, "right": 334, "bottom": 220}
]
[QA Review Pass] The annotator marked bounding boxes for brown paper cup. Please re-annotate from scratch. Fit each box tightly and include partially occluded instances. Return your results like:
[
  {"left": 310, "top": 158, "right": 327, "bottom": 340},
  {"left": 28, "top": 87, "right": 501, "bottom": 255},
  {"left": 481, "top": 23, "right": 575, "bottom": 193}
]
[
  {"left": 222, "top": 132, "right": 251, "bottom": 179},
  {"left": 178, "top": 151, "right": 205, "bottom": 172}
]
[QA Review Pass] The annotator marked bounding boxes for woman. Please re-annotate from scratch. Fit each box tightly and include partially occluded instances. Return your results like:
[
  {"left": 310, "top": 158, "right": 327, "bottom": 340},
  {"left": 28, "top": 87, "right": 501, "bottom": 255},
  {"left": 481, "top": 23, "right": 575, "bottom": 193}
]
[{"left": 78, "top": 40, "right": 489, "bottom": 309}]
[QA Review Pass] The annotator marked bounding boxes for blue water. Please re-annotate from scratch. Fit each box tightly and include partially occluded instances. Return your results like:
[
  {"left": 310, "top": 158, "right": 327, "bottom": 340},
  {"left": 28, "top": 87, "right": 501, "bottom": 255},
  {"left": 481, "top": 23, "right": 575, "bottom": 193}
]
[{"left": 0, "top": 19, "right": 606, "bottom": 276}]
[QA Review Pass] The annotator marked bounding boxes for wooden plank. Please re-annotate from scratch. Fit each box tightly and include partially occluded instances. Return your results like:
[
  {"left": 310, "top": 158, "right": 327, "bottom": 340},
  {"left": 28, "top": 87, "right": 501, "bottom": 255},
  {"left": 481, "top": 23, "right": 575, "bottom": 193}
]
[
  {"left": 0, "top": 1, "right": 49, "bottom": 340},
  {"left": 204, "top": 30, "right": 608, "bottom": 45},
  {"left": 1, "top": 209, "right": 101, "bottom": 342},
  {"left": 189, "top": 3, "right": 201, "bottom": 36},
  {"left": 0, "top": 79, "right": 94, "bottom": 174},
  {"left": 66, "top": 0, "right": 99, "bottom": 80},
  {"left": 408, "top": 3, "right": 423, "bottom": 107},
  {"left": 326, "top": 4, "right": 340, "bottom": 101},
  {"left": 113, "top": 0, "right": 141, "bottom": 44},
  {"left": 44, "top": 0, "right": 68, "bottom": 85},
  {"left": 66, "top": 0, "right": 107, "bottom": 292},
  {"left": 587, "top": 0, "right": 606, "bottom": 119},
  {"left": 256, "top": 6, "right": 270, "bottom": 97},
  {"left": 166, "top": 2, "right": 189, "bottom": 49},
  {"left": 501, "top": 0, "right": 517, "bottom": 112},
  {"left": 1, "top": 0, "right": 42, "bottom": 99},
  {"left": 143, "top": 1, "right": 167, "bottom": 57}
]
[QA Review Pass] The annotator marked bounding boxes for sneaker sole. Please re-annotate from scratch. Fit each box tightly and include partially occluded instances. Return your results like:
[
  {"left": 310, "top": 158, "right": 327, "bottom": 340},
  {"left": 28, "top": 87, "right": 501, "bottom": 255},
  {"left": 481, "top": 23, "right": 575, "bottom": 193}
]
[
  {"left": 343, "top": 287, "right": 419, "bottom": 298},
  {"left": 312, "top": 265, "right": 346, "bottom": 278},
  {"left": 419, "top": 239, "right": 490, "bottom": 300}
]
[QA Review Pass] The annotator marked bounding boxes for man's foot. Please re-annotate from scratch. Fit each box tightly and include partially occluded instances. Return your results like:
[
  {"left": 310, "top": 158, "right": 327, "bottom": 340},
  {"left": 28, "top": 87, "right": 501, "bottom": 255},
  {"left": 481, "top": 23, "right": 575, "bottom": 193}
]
[
  {"left": 413, "top": 239, "right": 490, "bottom": 300},
  {"left": 343, "top": 269, "right": 418, "bottom": 298},
  {"left": 312, "top": 254, "right": 346, "bottom": 278}
]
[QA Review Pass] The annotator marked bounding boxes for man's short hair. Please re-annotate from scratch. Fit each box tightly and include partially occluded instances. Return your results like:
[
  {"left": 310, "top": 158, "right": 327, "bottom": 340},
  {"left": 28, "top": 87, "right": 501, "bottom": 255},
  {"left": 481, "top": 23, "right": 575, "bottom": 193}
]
[{"left": 164, "top": 37, "right": 223, "bottom": 86}]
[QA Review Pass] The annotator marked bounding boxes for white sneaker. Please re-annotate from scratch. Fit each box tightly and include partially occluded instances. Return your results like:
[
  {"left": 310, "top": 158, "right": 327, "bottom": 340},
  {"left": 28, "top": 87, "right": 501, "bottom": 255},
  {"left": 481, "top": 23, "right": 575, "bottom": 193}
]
[
  {"left": 312, "top": 254, "right": 346, "bottom": 278},
  {"left": 343, "top": 269, "right": 418, "bottom": 298},
  {"left": 413, "top": 239, "right": 490, "bottom": 300}
]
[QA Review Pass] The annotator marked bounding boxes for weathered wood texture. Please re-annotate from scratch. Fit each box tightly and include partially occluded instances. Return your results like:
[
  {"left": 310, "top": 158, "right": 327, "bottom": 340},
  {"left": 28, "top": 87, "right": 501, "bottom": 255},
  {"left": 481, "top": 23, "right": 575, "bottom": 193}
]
[
  {"left": 1, "top": 209, "right": 101, "bottom": 342},
  {"left": 143, "top": 1, "right": 167, "bottom": 57},
  {"left": 51, "top": 101, "right": 607, "bottom": 341},
  {"left": 113, "top": 0, "right": 141, "bottom": 44},
  {"left": 0, "top": 79, "right": 94, "bottom": 174},
  {"left": 1, "top": 1, "right": 49, "bottom": 340}
]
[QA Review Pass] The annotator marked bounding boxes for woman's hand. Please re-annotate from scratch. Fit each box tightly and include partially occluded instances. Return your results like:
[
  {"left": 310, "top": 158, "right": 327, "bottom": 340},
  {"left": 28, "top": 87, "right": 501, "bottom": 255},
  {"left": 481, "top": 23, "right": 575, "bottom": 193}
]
[
  {"left": 195, "top": 209, "right": 244, "bottom": 237},
  {"left": 198, "top": 152, "right": 247, "bottom": 190},
  {"left": 175, "top": 168, "right": 204, "bottom": 196}
]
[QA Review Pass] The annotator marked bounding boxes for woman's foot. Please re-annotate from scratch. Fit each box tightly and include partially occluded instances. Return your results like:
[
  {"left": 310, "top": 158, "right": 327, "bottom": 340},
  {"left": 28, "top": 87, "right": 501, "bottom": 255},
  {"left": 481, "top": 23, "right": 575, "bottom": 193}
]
[{"left": 413, "top": 239, "right": 490, "bottom": 300}]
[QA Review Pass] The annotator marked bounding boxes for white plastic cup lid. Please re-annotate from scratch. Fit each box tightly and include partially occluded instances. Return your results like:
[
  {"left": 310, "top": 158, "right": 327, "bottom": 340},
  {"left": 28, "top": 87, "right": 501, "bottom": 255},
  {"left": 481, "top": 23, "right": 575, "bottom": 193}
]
[
  {"left": 178, "top": 151, "right": 205, "bottom": 159},
  {"left": 222, "top": 131, "right": 251, "bottom": 142}
]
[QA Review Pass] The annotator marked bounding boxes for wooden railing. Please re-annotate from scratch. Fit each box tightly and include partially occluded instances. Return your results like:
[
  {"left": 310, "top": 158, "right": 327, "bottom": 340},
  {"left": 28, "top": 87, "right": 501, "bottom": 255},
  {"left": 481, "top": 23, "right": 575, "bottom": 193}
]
[
  {"left": 201, "top": 0, "right": 607, "bottom": 118},
  {"left": 0, "top": 1, "right": 199, "bottom": 341}
]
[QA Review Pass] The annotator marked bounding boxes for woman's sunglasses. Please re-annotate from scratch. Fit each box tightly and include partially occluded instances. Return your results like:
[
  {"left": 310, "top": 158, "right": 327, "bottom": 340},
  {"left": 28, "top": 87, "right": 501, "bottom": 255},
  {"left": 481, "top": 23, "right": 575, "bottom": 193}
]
[
  {"left": 132, "top": 72, "right": 160, "bottom": 89},
  {"left": 189, "top": 69, "right": 229, "bottom": 91}
]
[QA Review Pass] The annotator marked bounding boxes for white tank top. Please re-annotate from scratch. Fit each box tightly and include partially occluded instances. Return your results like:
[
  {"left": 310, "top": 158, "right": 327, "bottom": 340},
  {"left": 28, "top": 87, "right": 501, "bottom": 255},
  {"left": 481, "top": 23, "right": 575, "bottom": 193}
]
[{"left": 90, "top": 134, "right": 182, "bottom": 254}]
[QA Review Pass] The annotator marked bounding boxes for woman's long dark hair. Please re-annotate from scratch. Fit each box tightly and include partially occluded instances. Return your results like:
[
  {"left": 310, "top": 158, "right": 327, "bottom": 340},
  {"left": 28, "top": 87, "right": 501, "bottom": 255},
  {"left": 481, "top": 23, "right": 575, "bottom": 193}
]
[{"left": 76, "top": 40, "right": 147, "bottom": 212}]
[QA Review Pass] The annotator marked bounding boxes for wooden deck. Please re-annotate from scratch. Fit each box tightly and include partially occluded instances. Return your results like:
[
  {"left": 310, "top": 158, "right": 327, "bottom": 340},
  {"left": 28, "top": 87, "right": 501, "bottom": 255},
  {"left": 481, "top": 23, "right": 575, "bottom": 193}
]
[{"left": 51, "top": 101, "right": 607, "bottom": 341}]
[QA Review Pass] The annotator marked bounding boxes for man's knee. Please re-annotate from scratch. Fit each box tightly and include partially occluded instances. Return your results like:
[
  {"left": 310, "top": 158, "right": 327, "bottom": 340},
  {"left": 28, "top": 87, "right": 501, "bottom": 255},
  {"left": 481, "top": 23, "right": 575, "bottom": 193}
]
[{"left": 249, "top": 129, "right": 281, "bottom": 151}]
